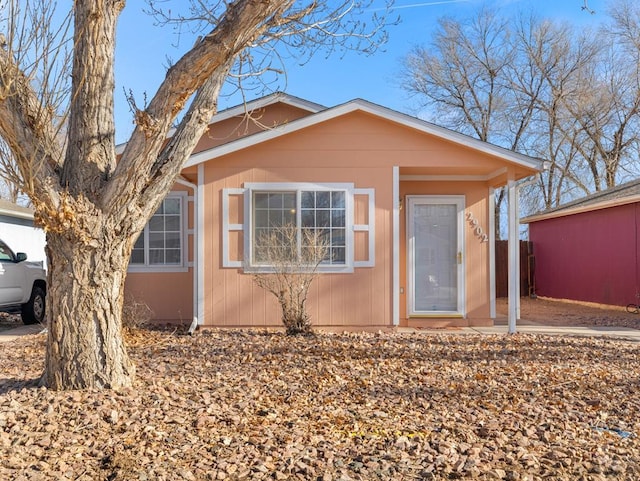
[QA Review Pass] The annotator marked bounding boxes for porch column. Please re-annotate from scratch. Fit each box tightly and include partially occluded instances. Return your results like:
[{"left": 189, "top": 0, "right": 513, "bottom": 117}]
[
  {"left": 393, "top": 166, "right": 400, "bottom": 326},
  {"left": 197, "top": 163, "right": 205, "bottom": 325},
  {"left": 507, "top": 176, "right": 519, "bottom": 333},
  {"left": 489, "top": 187, "right": 496, "bottom": 319}
]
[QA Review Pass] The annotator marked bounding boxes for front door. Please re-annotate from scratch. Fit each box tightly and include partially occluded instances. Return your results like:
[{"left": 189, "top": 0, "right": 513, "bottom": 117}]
[{"left": 407, "top": 196, "right": 465, "bottom": 316}]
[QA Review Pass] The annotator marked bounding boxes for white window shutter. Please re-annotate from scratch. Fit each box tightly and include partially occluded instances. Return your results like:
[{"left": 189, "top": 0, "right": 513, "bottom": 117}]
[
  {"left": 222, "top": 188, "right": 245, "bottom": 268},
  {"left": 353, "top": 188, "right": 375, "bottom": 268}
]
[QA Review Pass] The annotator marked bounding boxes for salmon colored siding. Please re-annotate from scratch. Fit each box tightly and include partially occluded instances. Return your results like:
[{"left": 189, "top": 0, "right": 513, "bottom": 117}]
[
  {"left": 202, "top": 111, "right": 502, "bottom": 328},
  {"left": 204, "top": 162, "right": 392, "bottom": 329},
  {"left": 192, "top": 103, "right": 314, "bottom": 154},
  {"left": 126, "top": 271, "right": 193, "bottom": 321},
  {"left": 124, "top": 98, "right": 540, "bottom": 329},
  {"left": 124, "top": 184, "right": 195, "bottom": 322}
]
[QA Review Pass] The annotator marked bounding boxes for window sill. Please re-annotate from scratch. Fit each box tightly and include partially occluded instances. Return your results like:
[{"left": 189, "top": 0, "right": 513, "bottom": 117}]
[
  {"left": 127, "top": 266, "right": 189, "bottom": 273},
  {"left": 243, "top": 265, "right": 354, "bottom": 274}
]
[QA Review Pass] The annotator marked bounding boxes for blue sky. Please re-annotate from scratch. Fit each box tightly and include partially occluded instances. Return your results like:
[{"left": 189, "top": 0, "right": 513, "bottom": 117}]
[{"left": 114, "top": 0, "right": 607, "bottom": 143}]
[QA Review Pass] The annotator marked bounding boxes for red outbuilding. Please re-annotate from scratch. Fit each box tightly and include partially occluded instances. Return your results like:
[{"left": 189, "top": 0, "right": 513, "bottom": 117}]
[{"left": 522, "top": 179, "right": 640, "bottom": 307}]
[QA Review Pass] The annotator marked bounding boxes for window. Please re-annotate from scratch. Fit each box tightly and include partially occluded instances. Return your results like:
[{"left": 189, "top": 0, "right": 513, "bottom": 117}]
[
  {"left": 222, "top": 183, "right": 374, "bottom": 272},
  {"left": 247, "top": 184, "right": 351, "bottom": 271},
  {"left": 0, "top": 241, "right": 15, "bottom": 262},
  {"left": 129, "top": 195, "right": 184, "bottom": 270}
]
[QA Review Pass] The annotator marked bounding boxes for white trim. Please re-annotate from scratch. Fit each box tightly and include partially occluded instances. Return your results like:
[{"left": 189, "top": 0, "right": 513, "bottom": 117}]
[
  {"left": 353, "top": 188, "right": 375, "bottom": 268},
  {"left": 245, "top": 181, "right": 354, "bottom": 191},
  {"left": 489, "top": 187, "right": 496, "bottom": 319},
  {"left": 522, "top": 193, "right": 640, "bottom": 224},
  {"left": 406, "top": 195, "right": 466, "bottom": 317},
  {"left": 184, "top": 100, "right": 543, "bottom": 172},
  {"left": 222, "top": 188, "right": 245, "bottom": 268},
  {"left": 243, "top": 182, "right": 355, "bottom": 274},
  {"left": 127, "top": 266, "right": 189, "bottom": 273},
  {"left": 197, "top": 164, "right": 205, "bottom": 325},
  {"left": 507, "top": 178, "right": 518, "bottom": 333},
  {"left": 392, "top": 166, "right": 400, "bottom": 326},
  {"left": 175, "top": 176, "right": 199, "bottom": 327}
]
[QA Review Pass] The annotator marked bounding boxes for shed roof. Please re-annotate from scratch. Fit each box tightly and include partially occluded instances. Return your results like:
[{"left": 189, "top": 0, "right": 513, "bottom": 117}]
[{"left": 522, "top": 178, "right": 640, "bottom": 224}]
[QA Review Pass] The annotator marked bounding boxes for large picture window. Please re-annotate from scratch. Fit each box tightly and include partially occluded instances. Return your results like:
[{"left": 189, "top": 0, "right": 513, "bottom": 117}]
[
  {"left": 248, "top": 184, "right": 351, "bottom": 271},
  {"left": 222, "top": 183, "right": 374, "bottom": 272},
  {"left": 129, "top": 195, "right": 184, "bottom": 269}
]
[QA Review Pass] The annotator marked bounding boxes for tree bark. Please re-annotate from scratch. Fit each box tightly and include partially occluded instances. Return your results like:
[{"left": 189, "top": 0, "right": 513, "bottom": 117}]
[{"left": 42, "top": 207, "right": 135, "bottom": 390}]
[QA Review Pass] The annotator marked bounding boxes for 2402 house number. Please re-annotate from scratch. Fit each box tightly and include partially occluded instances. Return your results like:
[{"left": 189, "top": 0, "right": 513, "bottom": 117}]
[{"left": 466, "top": 212, "right": 489, "bottom": 242}]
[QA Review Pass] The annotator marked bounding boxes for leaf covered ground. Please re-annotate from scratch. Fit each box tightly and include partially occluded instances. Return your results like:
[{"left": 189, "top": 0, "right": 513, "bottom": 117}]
[{"left": 1, "top": 328, "right": 639, "bottom": 480}]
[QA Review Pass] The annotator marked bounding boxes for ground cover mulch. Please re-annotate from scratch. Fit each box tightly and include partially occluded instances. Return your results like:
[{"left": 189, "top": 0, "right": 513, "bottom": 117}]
[{"left": 1, "top": 326, "right": 639, "bottom": 480}]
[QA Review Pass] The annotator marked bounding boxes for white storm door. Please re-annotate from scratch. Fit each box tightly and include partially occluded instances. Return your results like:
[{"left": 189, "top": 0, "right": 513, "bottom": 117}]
[{"left": 407, "top": 196, "right": 465, "bottom": 316}]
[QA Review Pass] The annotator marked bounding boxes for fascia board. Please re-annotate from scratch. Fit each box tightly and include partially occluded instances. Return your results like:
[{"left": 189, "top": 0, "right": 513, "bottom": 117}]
[{"left": 522, "top": 194, "right": 640, "bottom": 224}]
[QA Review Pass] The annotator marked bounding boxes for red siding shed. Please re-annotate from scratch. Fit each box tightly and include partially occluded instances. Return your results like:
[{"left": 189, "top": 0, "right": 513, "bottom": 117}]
[{"left": 523, "top": 180, "right": 640, "bottom": 308}]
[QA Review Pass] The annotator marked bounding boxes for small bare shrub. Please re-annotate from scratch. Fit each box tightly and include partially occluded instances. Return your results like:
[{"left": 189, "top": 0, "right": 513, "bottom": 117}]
[
  {"left": 251, "top": 225, "right": 329, "bottom": 336},
  {"left": 121, "top": 294, "right": 154, "bottom": 330}
]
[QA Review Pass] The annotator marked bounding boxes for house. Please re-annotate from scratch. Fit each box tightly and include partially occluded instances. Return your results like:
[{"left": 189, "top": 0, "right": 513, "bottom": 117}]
[
  {"left": 124, "top": 93, "right": 542, "bottom": 330},
  {"left": 522, "top": 179, "right": 640, "bottom": 308},
  {"left": 0, "top": 200, "right": 46, "bottom": 267}
]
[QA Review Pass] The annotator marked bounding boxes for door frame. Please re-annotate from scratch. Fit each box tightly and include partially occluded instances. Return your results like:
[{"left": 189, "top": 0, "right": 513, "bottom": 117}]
[{"left": 406, "top": 195, "right": 466, "bottom": 317}]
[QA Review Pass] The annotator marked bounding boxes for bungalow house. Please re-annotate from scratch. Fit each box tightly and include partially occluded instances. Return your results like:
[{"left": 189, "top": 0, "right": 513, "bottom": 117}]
[
  {"left": 522, "top": 178, "right": 640, "bottom": 308},
  {"left": 123, "top": 93, "right": 542, "bottom": 330}
]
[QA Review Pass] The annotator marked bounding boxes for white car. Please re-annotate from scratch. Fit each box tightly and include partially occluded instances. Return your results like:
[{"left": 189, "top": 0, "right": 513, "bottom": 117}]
[{"left": 0, "top": 238, "right": 46, "bottom": 324}]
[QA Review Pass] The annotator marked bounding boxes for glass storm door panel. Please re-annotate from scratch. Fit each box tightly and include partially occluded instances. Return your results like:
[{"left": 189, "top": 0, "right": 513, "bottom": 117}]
[{"left": 408, "top": 196, "right": 464, "bottom": 316}]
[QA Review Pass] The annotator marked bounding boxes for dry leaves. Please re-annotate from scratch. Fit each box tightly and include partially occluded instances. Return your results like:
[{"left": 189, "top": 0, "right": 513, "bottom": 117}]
[{"left": 1, "top": 329, "right": 639, "bottom": 480}]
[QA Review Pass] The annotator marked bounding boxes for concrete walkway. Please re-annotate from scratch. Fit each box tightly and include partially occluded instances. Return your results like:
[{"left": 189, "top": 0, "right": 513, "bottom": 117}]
[
  {"left": 463, "top": 324, "right": 640, "bottom": 342},
  {"left": 0, "top": 324, "right": 46, "bottom": 343}
]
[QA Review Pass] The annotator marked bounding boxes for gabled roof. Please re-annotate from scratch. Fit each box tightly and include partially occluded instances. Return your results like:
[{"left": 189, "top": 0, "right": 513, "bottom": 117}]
[
  {"left": 115, "top": 92, "right": 325, "bottom": 155},
  {"left": 522, "top": 178, "right": 640, "bottom": 224},
  {"left": 184, "top": 97, "right": 544, "bottom": 171},
  {"left": 207, "top": 92, "right": 325, "bottom": 124}
]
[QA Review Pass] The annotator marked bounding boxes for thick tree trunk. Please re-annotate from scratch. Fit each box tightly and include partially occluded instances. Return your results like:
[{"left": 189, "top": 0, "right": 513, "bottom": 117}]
[{"left": 42, "top": 222, "right": 135, "bottom": 390}]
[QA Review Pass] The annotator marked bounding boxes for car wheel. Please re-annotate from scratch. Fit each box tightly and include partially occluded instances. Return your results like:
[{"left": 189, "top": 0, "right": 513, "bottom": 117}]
[{"left": 21, "top": 286, "right": 46, "bottom": 325}]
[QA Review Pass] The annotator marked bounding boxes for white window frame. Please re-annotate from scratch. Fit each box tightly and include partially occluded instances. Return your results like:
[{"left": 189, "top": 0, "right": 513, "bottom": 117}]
[
  {"left": 244, "top": 182, "right": 355, "bottom": 274},
  {"left": 128, "top": 192, "right": 189, "bottom": 273}
]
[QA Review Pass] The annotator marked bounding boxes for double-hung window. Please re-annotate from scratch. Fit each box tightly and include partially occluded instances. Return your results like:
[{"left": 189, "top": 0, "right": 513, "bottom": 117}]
[
  {"left": 129, "top": 194, "right": 186, "bottom": 271},
  {"left": 247, "top": 183, "right": 352, "bottom": 272}
]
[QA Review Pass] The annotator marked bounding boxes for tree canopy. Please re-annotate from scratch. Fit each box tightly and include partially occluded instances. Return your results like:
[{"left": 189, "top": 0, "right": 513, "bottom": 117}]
[{"left": 400, "top": 0, "right": 640, "bottom": 222}]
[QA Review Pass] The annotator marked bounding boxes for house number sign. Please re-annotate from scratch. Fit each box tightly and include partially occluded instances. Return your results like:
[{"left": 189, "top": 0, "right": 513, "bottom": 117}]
[{"left": 466, "top": 212, "right": 489, "bottom": 242}]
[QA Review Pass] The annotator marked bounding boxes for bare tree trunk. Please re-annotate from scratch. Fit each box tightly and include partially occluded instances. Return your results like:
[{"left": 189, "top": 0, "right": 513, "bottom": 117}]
[{"left": 42, "top": 218, "right": 134, "bottom": 390}]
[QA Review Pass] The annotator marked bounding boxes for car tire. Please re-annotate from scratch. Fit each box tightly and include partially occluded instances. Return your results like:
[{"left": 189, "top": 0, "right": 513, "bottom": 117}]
[{"left": 21, "top": 286, "right": 46, "bottom": 325}]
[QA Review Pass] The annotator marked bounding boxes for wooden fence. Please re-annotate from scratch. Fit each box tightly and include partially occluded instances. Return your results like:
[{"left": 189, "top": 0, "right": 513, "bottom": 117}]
[{"left": 495, "top": 240, "right": 534, "bottom": 298}]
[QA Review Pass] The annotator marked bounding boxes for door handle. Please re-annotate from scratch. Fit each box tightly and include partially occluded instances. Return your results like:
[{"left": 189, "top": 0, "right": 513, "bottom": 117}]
[{"left": 457, "top": 252, "right": 462, "bottom": 264}]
